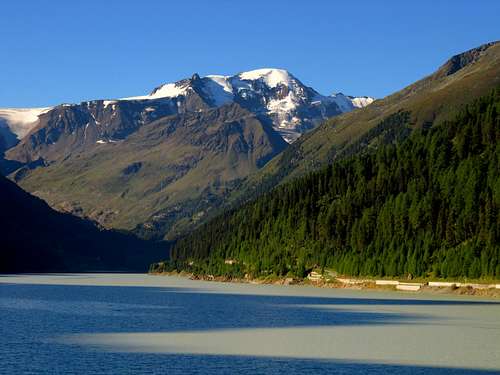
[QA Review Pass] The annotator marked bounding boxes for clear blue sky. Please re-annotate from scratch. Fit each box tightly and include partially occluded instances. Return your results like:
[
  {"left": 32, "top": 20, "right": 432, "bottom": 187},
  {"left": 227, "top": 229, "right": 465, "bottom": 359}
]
[{"left": 1, "top": 0, "right": 499, "bottom": 107}]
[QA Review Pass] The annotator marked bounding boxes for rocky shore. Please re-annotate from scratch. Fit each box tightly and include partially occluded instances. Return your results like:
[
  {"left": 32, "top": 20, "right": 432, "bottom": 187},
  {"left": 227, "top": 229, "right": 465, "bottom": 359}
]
[{"left": 150, "top": 271, "right": 500, "bottom": 298}]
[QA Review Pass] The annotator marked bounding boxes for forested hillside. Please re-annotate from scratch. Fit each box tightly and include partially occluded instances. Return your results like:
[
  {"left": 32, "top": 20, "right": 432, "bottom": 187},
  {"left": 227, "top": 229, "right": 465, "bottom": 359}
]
[{"left": 158, "top": 88, "right": 500, "bottom": 279}]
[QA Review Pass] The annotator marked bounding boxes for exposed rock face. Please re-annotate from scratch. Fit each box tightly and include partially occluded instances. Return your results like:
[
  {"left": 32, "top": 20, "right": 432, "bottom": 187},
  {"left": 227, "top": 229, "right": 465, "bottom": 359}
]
[{"left": 434, "top": 41, "right": 499, "bottom": 78}]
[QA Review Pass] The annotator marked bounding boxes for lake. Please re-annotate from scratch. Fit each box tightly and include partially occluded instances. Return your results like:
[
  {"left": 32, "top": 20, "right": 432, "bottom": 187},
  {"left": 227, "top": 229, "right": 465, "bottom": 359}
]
[{"left": 0, "top": 273, "right": 499, "bottom": 374}]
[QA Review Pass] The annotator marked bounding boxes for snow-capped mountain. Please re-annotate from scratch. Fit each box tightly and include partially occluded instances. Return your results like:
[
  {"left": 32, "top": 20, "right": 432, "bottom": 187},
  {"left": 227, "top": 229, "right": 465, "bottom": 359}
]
[
  {"left": 1, "top": 68, "right": 373, "bottom": 162},
  {"left": 120, "top": 68, "right": 373, "bottom": 142}
]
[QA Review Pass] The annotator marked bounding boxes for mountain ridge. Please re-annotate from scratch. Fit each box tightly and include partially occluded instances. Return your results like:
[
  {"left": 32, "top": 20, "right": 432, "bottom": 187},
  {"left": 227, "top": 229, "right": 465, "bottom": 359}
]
[{"left": 0, "top": 68, "right": 373, "bottom": 149}]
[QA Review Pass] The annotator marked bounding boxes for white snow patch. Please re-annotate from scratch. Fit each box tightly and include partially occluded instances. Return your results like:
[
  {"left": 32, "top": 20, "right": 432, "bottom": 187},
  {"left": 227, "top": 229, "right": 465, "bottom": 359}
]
[
  {"left": 203, "top": 75, "right": 234, "bottom": 105},
  {"left": 96, "top": 140, "right": 106, "bottom": 144},
  {"left": 150, "top": 83, "right": 189, "bottom": 99},
  {"left": 267, "top": 95, "right": 298, "bottom": 113},
  {"left": 239, "top": 68, "right": 292, "bottom": 88},
  {"left": 206, "top": 75, "right": 232, "bottom": 93},
  {"left": 103, "top": 100, "right": 117, "bottom": 109},
  {"left": 350, "top": 96, "right": 374, "bottom": 108},
  {"left": 0, "top": 107, "right": 52, "bottom": 139},
  {"left": 83, "top": 123, "right": 90, "bottom": 139},
  {"left": 123, "top": 82, "right": 190, "bottom": 101}
]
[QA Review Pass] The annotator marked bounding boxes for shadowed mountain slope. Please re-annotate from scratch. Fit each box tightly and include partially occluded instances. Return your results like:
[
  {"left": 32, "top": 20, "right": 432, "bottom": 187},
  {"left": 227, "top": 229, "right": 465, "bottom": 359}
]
[{"left": 0, "top": 175, "right": 166, "bottom": 272}]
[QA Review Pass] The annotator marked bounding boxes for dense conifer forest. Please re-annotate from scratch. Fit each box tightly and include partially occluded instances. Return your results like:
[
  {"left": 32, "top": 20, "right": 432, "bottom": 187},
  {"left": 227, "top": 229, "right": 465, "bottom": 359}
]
[{"left": 155, "top": 88, "right": 500, "bottom": 280}]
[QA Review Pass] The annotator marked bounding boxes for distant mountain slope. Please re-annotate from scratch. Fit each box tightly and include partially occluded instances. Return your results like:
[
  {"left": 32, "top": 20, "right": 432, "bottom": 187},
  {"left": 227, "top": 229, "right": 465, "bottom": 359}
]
[
  {"left": 161, "top": 87, "right": 500, "bottom": 280},
  {"left": 3, "top": 69, "right": 372, "bottom": 239},
  {"left": 0, "top": 175, "right": 166, "bottom": 273},
  {"left": 237, "top": 42, "right": 500, "bottom": 201}
]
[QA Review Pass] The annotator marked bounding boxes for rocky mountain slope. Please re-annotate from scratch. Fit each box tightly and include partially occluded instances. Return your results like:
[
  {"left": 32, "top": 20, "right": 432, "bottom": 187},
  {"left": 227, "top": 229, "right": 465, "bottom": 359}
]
[{"left": 1, "top": 69, "right": 372, "bottom": 155}]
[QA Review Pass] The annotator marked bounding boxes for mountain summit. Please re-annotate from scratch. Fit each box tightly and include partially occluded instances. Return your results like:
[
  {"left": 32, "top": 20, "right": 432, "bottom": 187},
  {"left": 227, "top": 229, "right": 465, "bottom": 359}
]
[{"left": 122, "top": 68, "right": 373, "bottom": 143}]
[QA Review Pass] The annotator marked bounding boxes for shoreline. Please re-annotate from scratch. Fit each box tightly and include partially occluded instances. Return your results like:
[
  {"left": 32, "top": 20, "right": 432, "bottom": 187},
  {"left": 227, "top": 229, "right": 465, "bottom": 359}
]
[
  {"left": 2, "top": 272, "right": 499, "bottom": 299},
  {"left": 151, "top": 271, "right": 500, "bottom": 298}
]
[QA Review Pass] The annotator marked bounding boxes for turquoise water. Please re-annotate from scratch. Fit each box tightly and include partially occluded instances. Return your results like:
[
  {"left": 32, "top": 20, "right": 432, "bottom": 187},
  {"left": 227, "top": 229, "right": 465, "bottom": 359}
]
[{"left": 1, "top": 274, "right": 499, "bottom": 374}]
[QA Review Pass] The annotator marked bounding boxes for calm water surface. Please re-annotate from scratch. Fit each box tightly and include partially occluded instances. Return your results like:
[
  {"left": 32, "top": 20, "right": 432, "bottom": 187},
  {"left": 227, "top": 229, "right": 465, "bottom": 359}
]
[{"left": 0, "top": 273, "right": 499, "bottom": 374}]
